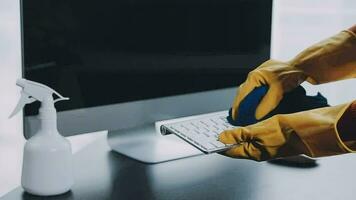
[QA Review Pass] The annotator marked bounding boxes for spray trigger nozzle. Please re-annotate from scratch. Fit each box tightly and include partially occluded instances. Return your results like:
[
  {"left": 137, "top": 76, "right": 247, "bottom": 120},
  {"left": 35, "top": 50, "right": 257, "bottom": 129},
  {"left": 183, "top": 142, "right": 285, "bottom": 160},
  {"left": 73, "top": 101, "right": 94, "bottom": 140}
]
[
  {"left": 9, "top": 78, "right": 69, "bottom": 118},
  {"left": 53, "top": 96, "right": 69, "bottom": 103},
  {"left": 9, "top": 91, "right": 36, "bottom": 118}
]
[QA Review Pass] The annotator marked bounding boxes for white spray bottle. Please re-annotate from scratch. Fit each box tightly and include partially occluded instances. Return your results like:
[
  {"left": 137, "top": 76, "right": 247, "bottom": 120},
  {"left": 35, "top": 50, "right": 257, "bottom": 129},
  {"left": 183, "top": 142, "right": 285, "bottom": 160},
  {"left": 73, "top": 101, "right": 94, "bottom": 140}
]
[{"left": 10, "top": 78, "right": 73, "bottom": 196}]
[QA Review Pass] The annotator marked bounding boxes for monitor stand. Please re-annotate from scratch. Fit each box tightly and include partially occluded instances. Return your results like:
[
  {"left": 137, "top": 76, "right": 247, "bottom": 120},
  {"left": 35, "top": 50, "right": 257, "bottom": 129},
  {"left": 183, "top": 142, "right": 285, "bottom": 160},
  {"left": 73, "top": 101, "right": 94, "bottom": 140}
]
[{"left": 107, "top": 124, "right": 203, "bottom": 164}]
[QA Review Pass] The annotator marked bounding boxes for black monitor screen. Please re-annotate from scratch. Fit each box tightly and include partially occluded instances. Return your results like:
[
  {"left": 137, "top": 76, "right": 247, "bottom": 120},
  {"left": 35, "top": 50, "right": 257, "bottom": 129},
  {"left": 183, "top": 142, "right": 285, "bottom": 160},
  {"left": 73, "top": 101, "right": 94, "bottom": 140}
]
[{"left": 22, "top": 0, "right": 272, "bottom": 115}]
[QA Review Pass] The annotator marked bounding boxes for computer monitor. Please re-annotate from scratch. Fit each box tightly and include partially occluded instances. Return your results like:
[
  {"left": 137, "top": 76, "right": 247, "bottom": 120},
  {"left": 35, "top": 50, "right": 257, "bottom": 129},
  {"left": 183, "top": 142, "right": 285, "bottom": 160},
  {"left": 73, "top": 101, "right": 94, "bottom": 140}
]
[{"left": 22, "top": 0, "right": 272, "bottom": 163}]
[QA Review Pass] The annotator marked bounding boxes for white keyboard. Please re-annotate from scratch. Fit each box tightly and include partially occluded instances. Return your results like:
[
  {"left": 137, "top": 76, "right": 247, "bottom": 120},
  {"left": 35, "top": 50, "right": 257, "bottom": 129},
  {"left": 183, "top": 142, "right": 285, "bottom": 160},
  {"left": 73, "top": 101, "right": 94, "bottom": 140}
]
[{"left": 158, "top": 111, "right": 238, "bottom": 153}]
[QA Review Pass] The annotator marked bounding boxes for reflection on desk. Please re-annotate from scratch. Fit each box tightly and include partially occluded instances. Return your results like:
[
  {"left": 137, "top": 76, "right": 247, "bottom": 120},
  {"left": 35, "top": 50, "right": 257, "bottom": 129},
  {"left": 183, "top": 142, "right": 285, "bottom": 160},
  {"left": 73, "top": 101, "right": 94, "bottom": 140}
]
[{"left": 2, "top": 137, "right": 356, "bottom": 200}]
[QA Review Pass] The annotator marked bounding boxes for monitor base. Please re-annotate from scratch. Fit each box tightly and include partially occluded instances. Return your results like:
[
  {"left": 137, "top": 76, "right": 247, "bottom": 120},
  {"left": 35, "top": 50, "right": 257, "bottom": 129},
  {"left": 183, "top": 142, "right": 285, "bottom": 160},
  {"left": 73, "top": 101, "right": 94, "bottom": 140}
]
[{"left": 107, "top": 124, "right": 203, "bottom": 164}]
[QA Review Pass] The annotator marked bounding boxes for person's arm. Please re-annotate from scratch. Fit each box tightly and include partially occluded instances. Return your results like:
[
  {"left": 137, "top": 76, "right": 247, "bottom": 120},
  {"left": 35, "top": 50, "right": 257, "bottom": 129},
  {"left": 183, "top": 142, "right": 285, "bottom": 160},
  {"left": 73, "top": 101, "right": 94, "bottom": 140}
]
[
  {"left": 231, "top": 25, "right": 356, "bottom": 121},
  {"left": 219, "top": 102, "right": 356, "bottom": 161},
  {"left": 290, "top": 25, "right": 356, "bottom": 84},
  {"left": 332, "top": 25, "right": 356, "bottom": 147}
]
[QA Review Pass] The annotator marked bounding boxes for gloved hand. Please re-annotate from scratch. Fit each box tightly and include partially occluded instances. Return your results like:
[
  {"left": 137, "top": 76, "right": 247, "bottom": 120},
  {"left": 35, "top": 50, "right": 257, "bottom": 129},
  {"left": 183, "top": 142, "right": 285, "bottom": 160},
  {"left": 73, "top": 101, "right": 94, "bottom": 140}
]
[
  {"left": 219, "top": 102, "right": 356, "bottom": 161},
  {"left": 227, "top": 85, "right": 329, "bottom": 126},
  {"left": 232, "top": 30, "right": 356, "bottom": 120}
]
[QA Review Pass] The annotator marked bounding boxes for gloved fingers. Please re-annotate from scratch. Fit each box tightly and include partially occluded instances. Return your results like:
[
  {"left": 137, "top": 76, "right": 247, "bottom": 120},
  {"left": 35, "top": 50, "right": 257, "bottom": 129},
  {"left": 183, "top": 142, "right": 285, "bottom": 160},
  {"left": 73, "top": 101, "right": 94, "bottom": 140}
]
[
  {"left": 219, "top": 116, "right": 294, "bottom": 161},
  {"left": 223, "top": 142, "right": 264, "bottom": 161},
  {"left": 219, "top": 130, "right": 239, "bottom": 144},
  {"left": 231, "top": 83, "right": 252, "bottom": 120},
  {"left": 219, "top": 127, "right": 249, "bottom": 144},
  {"left": 255, "top": 84, "right": 283, "bottom": 120},
  {"left": 232, "top": 73, "right": 264, "bottom": 120},
  {"left": 223, "top": 144, "right": 249, "bottom": 159},
  {"left": 218, "top": 128, "right": 250, "bottom": 159},
  {"left": 218, "top": 127, "right": 255, "bottom": 159}
]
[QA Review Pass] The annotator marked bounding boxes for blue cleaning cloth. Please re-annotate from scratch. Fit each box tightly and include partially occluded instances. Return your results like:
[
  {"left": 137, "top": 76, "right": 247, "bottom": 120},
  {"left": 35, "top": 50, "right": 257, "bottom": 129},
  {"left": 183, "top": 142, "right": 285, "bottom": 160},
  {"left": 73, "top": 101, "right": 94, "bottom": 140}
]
[{"left": 227, "top": 85, "right": 329, "bottom": 126}]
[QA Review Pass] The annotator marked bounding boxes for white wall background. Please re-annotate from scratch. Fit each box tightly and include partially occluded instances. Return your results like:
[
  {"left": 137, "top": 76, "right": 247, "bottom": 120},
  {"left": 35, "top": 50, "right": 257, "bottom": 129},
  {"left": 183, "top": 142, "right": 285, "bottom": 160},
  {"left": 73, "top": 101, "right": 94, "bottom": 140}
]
[
  {"left": 0, "top": 0, "right": 24, "bottom": 196},
  {"left": 0, "top": 0, "right": 355, "bottom": 197}
]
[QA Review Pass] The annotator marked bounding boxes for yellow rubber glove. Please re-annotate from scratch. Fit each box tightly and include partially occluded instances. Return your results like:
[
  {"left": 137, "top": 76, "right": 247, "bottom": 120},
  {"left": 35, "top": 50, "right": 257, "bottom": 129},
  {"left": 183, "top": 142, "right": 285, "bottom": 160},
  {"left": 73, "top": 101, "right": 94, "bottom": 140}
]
[
  {"left": 232, "top": 30, "right": 356, "bottom": 120},
  {"left": 219, "top": 102, "right": 356, "bottom": 161}
]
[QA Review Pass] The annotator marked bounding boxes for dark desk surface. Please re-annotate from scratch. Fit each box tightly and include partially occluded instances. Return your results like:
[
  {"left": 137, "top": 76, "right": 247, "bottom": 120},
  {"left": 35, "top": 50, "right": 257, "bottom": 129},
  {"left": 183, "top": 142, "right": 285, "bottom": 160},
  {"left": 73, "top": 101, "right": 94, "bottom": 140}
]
[{"left": 3, "top": 136, "right": 356, "bottom": 200}]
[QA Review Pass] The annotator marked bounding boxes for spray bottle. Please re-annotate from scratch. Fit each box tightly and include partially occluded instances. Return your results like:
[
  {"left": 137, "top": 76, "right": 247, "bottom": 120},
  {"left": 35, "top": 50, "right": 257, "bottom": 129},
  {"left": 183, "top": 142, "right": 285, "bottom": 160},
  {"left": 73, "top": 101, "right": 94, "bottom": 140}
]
[{"left": 10, "top": 78, "right": 73, "bottom": 196}]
